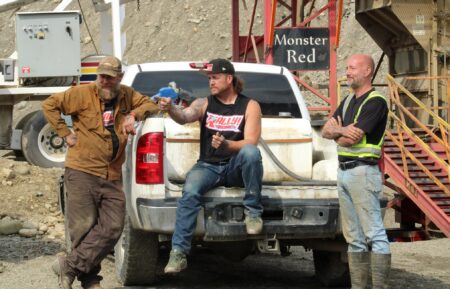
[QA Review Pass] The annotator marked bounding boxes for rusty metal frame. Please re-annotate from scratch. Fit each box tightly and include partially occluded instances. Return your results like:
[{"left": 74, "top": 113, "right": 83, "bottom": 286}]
[{"left": 231, "top": 0, "right": 338, "bottom": 114}]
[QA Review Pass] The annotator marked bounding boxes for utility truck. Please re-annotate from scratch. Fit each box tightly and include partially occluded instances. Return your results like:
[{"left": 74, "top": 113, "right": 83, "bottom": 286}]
[
  {"left": 0, "top": 0, "right": 130, "bottom": 168},
  {"left": 0, "top": 9, "right": 80, "bottom": 167}
]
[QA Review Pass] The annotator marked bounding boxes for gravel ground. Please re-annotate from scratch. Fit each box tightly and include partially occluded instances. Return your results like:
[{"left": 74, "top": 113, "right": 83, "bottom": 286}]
[
  {"left": 0, "top": 235, "right": 449, "bottom": 289},
  {"left": 0, "top": 157, "right": 449, "bottom": 289}
]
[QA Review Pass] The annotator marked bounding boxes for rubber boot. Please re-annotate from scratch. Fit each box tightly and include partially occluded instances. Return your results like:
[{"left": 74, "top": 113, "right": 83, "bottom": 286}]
[
  {"left": 348, "top": 252, "right": 370, "bottom": 289},
  {"left": 371, "top": 253, "right": 391, "bottom": 289}
]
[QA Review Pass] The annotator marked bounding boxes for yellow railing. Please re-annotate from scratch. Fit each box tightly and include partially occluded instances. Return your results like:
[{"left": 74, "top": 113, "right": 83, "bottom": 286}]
[
  {"left": 385, "top": 129, "right": 450, "bottom": 198},
  {"left": 386, "top": 73, "right": 450, "bottom": 189}
]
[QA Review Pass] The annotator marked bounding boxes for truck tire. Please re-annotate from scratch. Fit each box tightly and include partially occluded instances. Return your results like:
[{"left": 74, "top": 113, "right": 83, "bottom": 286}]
[
  {"left": 115, "top": 217, "right": 159, "bottom": 285},
  {"left": 13, "top": 110, "right": 39, "bottom": 159},
  {"left": 21, "top": 110, "right": 66, "bottom": 168},
  {"left": 313, "top": 250, "right": 350, "bottom": 287}
]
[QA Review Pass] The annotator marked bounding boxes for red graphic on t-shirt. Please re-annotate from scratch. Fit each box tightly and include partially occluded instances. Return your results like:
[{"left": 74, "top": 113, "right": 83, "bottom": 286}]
[
  {"left": 205, "top": 112, "right": 243, "bottom": 132},
  {"left": 102, "top": 110, "right": 114, "bottom": 127}
]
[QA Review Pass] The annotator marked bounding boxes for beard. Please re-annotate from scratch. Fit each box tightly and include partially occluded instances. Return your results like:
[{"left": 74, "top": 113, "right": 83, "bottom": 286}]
[
  {"left": 99, "top": 88, "right": 118, "bottom": 101},
  {"left": 210, "top": 85, "right": 229, "bottom": 97},
  {"left": 97, "top": 81, "right": 120, "bottom": 101},
  {"left": 348, "top": 76, "right": 362, "bottom": 90}
]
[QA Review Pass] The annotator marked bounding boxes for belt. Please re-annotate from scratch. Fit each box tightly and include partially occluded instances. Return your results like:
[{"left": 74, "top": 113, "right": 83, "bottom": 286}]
[
  {"left": 204, "top": 160, "right": 230, "bottom": 166},
  {"left": 339, "top": 160, "right": 372, "bottom": 171}
]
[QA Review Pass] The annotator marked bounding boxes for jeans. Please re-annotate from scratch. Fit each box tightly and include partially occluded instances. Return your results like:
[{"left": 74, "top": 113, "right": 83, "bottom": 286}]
[
  {"left": 172, "top": 144, "right": 263, "bottom": 254},
  {"left": 337, "top": 164, "right": 390, "bottom": 254}
]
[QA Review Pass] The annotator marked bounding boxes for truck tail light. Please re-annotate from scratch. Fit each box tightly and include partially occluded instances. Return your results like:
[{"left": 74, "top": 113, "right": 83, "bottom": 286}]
[{"left": 136, "top": 132, "right": 164, "bottom": 184}]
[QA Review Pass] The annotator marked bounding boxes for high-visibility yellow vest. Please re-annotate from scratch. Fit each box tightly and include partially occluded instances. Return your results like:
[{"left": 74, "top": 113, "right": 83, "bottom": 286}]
[{"left": 337, "top": 91, "right": 387, "bottom": 159}]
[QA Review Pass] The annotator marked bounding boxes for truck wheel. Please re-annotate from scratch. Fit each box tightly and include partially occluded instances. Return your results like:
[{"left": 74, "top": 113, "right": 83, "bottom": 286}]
[
  {"left": 21, "top": 110, "right": 66, "bottom": 168},
  {"left": 313, "top": 250, "right": 350, "bottom": 287},
  {"left": 115, "top": 217, "right": 159, "bottom": 285},
  {"left": 13, "top": 110, "right": 39, "bottom": 159}
]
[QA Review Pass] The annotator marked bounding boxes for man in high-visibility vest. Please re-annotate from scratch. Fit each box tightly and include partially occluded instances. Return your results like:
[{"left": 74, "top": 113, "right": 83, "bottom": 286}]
[{"left": 322, "top": 54, "right": 390, "bottom": 289}]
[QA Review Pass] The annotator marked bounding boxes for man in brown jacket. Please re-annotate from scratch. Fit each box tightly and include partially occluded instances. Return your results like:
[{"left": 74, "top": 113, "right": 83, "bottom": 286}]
[{"left": 42, "top": 56, "right": 158, "bottom": 289}]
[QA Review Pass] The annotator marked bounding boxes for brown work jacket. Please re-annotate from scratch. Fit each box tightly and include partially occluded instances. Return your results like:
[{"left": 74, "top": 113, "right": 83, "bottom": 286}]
[{"left": 42, "top": 82, "right": 159, "bottom": 180}]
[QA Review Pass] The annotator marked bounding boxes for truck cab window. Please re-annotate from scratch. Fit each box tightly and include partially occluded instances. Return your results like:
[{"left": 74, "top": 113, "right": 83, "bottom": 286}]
[{"left": 132, "top": 71, "right": 301, "bottom": 118}]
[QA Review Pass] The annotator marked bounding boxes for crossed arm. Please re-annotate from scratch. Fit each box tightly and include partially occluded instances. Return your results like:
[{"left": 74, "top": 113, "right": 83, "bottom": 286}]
[{"left": 321, "top": 116, "right": 365, "bottom": 146}]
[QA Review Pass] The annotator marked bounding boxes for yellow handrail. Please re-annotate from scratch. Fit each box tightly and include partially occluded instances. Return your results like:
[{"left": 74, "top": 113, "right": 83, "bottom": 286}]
[
  {"left": 386, "top": 73, "right": 450, "bottom": 184},
  {"left": 389, "top": 94, "right": 450, "bottom": 156},
  {"left": 386, "top": 130, "right": 450, "bottom": 198},
  {"left": 386, "top": 74, "right": 450, "bottom": 131},
  {"left": 388, "top": 112, "right": 450, "bottom": 173}
]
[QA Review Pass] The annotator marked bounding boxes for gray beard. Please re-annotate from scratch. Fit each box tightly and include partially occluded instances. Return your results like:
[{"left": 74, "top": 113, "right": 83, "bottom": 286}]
[
  {"left": 99, "top": 88, "right": 118, "bottom": 101},
  {"left": 97, "top": 81, "right": 120, "bottom": 101}
]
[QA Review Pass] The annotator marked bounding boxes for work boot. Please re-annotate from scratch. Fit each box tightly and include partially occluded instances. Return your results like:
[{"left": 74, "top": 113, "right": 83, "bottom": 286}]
[
  {"left": 57, "top": 255, "right": 76, "bottom": 289},
  {"left": 245, "top": 215, "right": 263, "bottom": 234},
  {"left": 164, "top": 249, "right": 187, "bottom": 273},
  {"left": 371, "top": 253, "right": 391, "bottom": 289},
  {"left": 348, "top": 252, "right": 370, "bottom": 289},
  {"left": 79, "top": 265, "right": 102, "bottom": 289}
]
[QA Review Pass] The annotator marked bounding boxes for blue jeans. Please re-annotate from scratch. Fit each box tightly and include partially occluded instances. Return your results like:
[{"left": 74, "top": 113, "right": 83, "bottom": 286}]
[
  {"left": 172, "top": 144, "right": 263, "bottom": 254},
  {"left": 337, "top": 164, "right": 390, "bottom": 254}
]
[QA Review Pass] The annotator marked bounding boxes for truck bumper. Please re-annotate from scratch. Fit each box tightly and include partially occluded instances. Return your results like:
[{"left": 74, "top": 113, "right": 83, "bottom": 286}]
[{"left": 136, "top": 198, "right": 340, "bottom": 240}]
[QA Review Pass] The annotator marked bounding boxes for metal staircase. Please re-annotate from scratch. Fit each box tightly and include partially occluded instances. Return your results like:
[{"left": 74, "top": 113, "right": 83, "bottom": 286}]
[{"left": 382, "top": 75, "right": 450, "bottom": 238}]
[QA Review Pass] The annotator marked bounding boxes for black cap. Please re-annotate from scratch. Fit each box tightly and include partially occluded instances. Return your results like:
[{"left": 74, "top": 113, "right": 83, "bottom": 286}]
[{"left": 205, "top": 58, "right": 235, "bottom": 75}]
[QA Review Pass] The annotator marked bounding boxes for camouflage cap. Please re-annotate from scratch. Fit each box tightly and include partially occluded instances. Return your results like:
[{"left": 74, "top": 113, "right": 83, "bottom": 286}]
[{"left": 97, "top": 56, "right": 122, "bottom": 77}]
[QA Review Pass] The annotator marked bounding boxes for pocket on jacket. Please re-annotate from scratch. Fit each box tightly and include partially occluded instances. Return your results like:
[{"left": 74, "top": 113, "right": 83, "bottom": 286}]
[{"left": 81, "top": 112, "right": 100, "bottom": 130}]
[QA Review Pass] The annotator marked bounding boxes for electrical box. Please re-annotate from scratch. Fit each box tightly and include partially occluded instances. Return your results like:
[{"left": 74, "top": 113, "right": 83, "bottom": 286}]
[{"left": 16, "top": 11, "right": 81, "bottom": 78}]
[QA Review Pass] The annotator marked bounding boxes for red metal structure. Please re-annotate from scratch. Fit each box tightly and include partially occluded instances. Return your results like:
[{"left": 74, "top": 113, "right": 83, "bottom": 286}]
[
  {"left": 232, "top": 0, "right": 450, "bottom": 239},
  {"left": 382, "top": 75, "right": 450, "bottom": 238},
  {"left": 384, "top": 132, "right": 450, "bottom": 238},
  {"left": 231, "top": 0, "right": 339, "bottom": 114}
]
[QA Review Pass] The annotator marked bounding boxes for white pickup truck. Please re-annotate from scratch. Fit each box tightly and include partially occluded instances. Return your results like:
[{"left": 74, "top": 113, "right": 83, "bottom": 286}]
[{"left": 113, "top": 61, "right": 357, "bottom": 287}]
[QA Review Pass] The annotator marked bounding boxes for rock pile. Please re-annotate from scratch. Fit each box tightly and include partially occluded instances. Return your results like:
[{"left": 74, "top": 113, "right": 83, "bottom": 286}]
[
  {"left": 0, "top": 158, "right": 65, "bottom": 241},
  {"left": 0, "top": 213, "right": 65, "bottom": 240}
]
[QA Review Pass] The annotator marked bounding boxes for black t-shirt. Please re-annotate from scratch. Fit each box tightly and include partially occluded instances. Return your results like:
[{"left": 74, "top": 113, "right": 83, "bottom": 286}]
[
  {"left": 103, "top": 98, "right": 119, "bottom": 160},
  {"left": 333, "top": 89, "right": 388, "bottom": 163},
  {"left": 199, "top": 94, "right": 250, "bottom": 164}
]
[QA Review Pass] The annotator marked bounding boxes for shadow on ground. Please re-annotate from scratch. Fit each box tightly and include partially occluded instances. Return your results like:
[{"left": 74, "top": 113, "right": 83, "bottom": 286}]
[
  {"left": 111, "top": 248, "right": 343, "bottom": 289},
  {"left": 0, "top": 235, "right": 63, "bottom": 263},
  {"left": 110, "top": 247, "right": 450, "bottom": 289}
]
